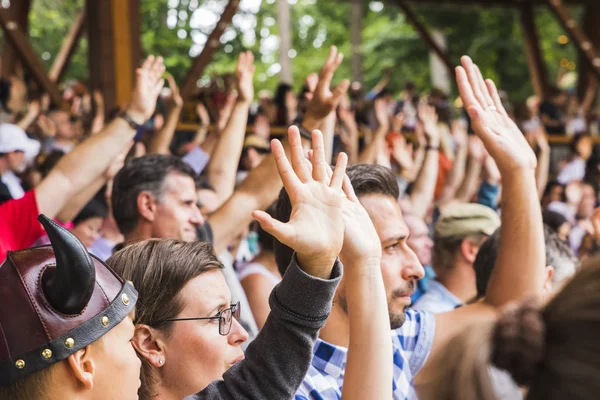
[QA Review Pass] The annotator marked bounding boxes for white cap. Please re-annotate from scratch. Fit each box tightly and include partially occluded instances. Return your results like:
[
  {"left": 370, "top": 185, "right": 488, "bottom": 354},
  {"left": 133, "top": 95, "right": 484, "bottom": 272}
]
[{"left": 0, "top": 123, "right": 40, "bottom": 162}]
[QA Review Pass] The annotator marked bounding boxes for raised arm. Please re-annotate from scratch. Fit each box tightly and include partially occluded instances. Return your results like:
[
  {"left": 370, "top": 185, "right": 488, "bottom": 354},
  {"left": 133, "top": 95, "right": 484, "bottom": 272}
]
[
  {"left": 208, "top": 47, "right": 349, "bottom": 254},
  {"left": 148, "top": 74, "right": 183, "bottom": 155},
  {"left": 533, "top": 127, "right": 550, "bottom": 200},
  {"left": 438, "top": 121, "right": 468, "bottom": 205},
  {"left": 195, "top": 127, "right": 346, "bottom": 400},
  {"left": 16, "top": 100, "right": 40, "bottom": 131},
  {"left": 339, "top": 173, "right": 392, "bottom": 400},
  {"left": 417, "top": 56, "right": 545, "bottom": 384},
  {"left": 454, "top": 136, "right": 485, "bottom": 202},
  {"left": 409, "top": 104, "right": 440, "bottom": 219},
  {"left": 358, "top": 98, "right": 389, "bottom": 164},
  {"left": 55, "top": 148, "right": 127, "bottom": 223},
  {"left": 206, "top": 51, "right": 255, "bottom": 202},
  {"left": 35, "top": 56, "right": 165, "bottom": 219},
  {"left": 90, "top": 90, "right": 105, "bottom": 135}
]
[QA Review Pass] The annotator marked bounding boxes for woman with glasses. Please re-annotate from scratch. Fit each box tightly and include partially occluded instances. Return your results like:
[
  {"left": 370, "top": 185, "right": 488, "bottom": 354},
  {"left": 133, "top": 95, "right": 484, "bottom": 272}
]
[{"left": 107, "top": 127, "right": 353, "bottom": 399}]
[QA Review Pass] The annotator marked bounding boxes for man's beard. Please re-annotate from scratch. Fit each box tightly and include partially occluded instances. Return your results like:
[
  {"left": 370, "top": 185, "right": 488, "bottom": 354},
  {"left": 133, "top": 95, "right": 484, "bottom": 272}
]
[
  {"left": 338, "top": 280, "right": 416, "bottom": 330},
  {"left": 388, "top": 281, "right": 416, "bottom": 329}
]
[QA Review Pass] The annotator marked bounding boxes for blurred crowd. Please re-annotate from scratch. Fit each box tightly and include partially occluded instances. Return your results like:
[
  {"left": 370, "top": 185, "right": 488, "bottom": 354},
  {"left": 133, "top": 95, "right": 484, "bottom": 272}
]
[{"left": 2, "top": 43, "right": 600, "bottom": 400}]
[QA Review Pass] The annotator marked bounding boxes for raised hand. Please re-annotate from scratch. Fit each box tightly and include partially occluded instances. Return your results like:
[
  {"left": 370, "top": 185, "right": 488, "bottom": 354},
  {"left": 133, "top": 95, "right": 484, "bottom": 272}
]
[
  {"left": 456, "top": 56, "right": 536, "bottom": 174},
  {"left": 166, "top": 73, "right": 184, "bottom": 109},
  {"left": 392, "top": 112, "right": 405, "bottom": 133},
  {"left": 418, "top": 103, "right": 440, "bottom": 146},
  {"left": 304, "top": 73, "right": 319, "bottom": 101},
  {"left": 451, "top": 119, "right": 468, "bottom": 148},
  {"left": 391, "top": 135, "right": 415, "bottom": 172},
  {"left": 236, "top": 51, "right": 256, "bottom": 104},
  {"left": 126, "top": 55, "right": 166, "bottom": 124},
  {"left": 252, "top": 126, "right": 348, "bottom": 279},
  {"left": 374, "top": 98, "right": 389, "bottom": 129},
  {"left": 196, "top": 102, "right": 210, "bottom": 127},
  {"left": 93, "top": 90, "right": 105, "bottom": 114},
  {"left": 305, "top": 46, "right": 350, "bottom": 121}
]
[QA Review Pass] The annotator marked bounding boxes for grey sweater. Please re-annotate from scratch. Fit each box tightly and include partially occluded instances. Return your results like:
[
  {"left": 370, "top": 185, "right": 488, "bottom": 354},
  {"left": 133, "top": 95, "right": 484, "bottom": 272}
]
[{"left": 188, "top": 254, "right": 342, "bottom": 400}]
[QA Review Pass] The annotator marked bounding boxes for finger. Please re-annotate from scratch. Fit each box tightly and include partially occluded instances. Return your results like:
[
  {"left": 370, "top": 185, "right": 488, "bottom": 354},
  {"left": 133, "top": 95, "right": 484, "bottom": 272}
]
[
  {"left": 154, "top": 79, "right": 166, "bottom": 97},
  {"left": 342, "top": 173, "right": 359, "bottom": 203},
  {"left": 141, "top": 55, "right": 154, "bottom": 70},
  {"left": 271, "top": 137, "right": 303, "bottom": 191},
  {"left": 456, "top": 66, "right": 483, "bottom": 116},
  {"left": 330, "top": 152, "right": 348, "bottom": 190},
  {"left": 288, "top": 126, "right": 311, "bottom": 183},
  {"left": 252, "top": 210, "right": 295, "bottom": 247},
  {"left": 332, "top": 80, "right": 350, "bottom": 104},
  {"left": 474, "top": 65, "right": 494, "bottom": 108},
  {"left": 318, "top": 46, "right": 338, "bottom": 87},
  {"left": 461, "top": 56, "right": 487, "bottom": 109},
  {"left": 485, "top": 79, "right": 509, "bottom": 117},
  {"left": 310, "top": 130, "right": 328, "bottom": 183},
  {"left": 166, "top": 74, "right": 177, "bottom": 90}
]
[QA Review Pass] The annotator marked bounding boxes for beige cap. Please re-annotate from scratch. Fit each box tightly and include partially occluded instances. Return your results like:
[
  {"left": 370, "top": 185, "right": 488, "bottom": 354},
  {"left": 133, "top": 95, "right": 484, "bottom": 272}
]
[
  {"left": 435, "top": 203, "right": 500, "bottom": 240},
  {"left": 244, "top": 134, "right": 270, "bottom": 151}
]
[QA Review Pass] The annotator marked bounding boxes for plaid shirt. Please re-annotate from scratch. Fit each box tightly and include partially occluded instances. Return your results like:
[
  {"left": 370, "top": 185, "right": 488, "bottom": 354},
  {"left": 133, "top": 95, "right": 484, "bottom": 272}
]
[{"left": 295, "top": 309, "right": 435, "bottom": 400}]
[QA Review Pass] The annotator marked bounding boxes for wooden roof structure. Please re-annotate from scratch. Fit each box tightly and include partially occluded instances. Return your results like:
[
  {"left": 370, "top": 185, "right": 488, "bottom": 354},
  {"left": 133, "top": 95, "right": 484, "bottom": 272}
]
[{"left": 0, "top": 0, "right": 599, "bottom": 110}]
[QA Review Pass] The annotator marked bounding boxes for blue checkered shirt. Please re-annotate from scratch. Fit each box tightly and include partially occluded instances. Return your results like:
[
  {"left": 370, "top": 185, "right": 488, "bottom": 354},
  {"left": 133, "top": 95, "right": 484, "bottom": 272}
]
[{"left": 295, "top": 309, "right": 435, "bottom": 400}]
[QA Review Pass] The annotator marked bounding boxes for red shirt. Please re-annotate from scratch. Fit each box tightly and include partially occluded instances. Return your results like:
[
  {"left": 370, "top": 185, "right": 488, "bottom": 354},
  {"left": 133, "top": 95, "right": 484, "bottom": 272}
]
[{"left": 0, "top": 190, "right": 45, "bottom": 263}]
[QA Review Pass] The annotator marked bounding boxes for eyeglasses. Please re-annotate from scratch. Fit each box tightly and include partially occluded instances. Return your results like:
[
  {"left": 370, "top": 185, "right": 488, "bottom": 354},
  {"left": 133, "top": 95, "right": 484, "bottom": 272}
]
[{"left": 161, "top": 302, "right": 241, "bottom": 336}]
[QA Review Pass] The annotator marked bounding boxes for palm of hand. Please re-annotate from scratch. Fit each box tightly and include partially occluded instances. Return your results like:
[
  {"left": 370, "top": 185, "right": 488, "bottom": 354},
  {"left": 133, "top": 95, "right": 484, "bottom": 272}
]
[
  {"left": 473, "top": 110, "right": 536, "bottom": 172},
  {"left": 286, "top": 182, "right": 345, "bottom": 261}
]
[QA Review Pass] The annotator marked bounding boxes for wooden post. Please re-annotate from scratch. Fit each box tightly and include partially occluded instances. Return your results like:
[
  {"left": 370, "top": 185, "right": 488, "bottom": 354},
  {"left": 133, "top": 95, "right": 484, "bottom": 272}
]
[
  {"left": 180, "top": 0, "right": 240, "bottom": 100},
  {"left": 49, "top": 8, "right": 86, "bottom": 83},
  {"left": 350, "top": 0, "right": 363, "bottom": 82},
  {"left": 576, "top": 1, "right": 600, "bottom": 103},
  {"left": 278, "top": 0, "right": 293, "bottom": 84},
  {"left": 0, "top": 6, "right": 62, "bottom": 105},
  {"left": 391, "top": 0, "right": 453, "bottom": 73},
  {"left": 86, "top": 0, "right": 141, "bottom": 112},
  {"left": 546, "top": 0, "right": 600, "bottom": 82},
  {"left": 0, "top": 0, "right": 30, "bottom": 79},
  {"left": 519, "top": 3, "right": 549, "bottom": 99}
]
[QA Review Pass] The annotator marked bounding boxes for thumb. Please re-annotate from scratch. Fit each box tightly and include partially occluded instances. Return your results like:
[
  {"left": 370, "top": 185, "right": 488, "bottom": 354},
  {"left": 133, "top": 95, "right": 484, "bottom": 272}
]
[{"left": 252, "top": 210, "right": 295, "bottom": 247}]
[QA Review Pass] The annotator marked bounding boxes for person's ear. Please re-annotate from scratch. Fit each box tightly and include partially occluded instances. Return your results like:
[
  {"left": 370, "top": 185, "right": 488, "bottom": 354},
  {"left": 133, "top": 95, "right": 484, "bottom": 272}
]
[
  {"left": 132, "top": 324, "right": 167, "bottom": 368},
  {"left": 461, "top": 238, "right": 479, "bottom": 264},
  {"left": 66, "top": 345, "right": 96, "bottom": 390},
  {"left": 137, "top": 192, "right": 157, "bottom": 223},
  {"left": 544, "top": 265, "right": 555, "bottom": 293}
]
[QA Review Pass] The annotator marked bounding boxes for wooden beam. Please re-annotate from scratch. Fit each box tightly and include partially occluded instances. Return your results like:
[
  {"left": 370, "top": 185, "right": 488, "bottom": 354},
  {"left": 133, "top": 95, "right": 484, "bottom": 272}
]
[
  {"left": 1, "top": 0, "right": 30, "bottom": 79},
  {"left": 519, "top": 3, "right": 549, "bottom": 98},
  {"left": 390, "top": 0, "right": 454, "bottom": 73},
  {"left": 180, "top": 0, "right": 240, "bottom": 100},
  {"left": 350, "top": 0, "right": 363, "bottom": 82},
  {"left": 86, "top": 0, "right": 141, "bottom": 112},
  {"left": 546, "top": 0, "right": 600, "bottom": 82},
  {"left": 49, "top": 8, "right": 86, "bottom": 83},
  {"left": 0, "top": 7, "right": 62, "bottom": 105},
  {"left": 576, "top": 1, "right": 600, "bottom": 103}
]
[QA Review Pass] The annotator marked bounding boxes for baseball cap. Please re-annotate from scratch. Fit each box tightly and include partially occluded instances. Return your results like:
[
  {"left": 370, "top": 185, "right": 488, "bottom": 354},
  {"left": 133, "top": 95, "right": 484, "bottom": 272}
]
[
  {"left": 0, "top": 123, "right": 40, "bottom": 162},
  {"left": 244, "top": 134, "right": 270, "bottom": 152},
  {"left": 435, "top": 202, "right": 500, "bottom": 240}
]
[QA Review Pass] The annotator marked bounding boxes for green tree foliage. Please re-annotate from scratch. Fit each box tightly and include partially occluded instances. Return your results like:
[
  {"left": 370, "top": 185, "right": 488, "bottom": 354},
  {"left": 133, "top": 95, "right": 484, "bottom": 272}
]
[{"left": 11, "top": 0, "right": 585, "bottom": 102}]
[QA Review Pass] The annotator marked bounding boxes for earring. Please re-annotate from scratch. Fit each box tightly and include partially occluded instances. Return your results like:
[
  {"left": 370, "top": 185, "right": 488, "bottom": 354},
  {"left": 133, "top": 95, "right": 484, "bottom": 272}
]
[{"left": 159, "top": 359, "right": 164, "bottom": 365}]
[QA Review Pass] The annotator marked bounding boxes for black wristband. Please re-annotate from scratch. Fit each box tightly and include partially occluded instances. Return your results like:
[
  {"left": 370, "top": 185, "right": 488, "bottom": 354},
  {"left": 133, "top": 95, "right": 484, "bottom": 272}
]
[
  {"left": 293, "top": 116, "right": 313, "bottom": 141},
  {"left": 118, "top": 111, "right": 145, "bottom": 130},
  {"left": 425, "top": 145, "right": 439, "bottom": 151}
]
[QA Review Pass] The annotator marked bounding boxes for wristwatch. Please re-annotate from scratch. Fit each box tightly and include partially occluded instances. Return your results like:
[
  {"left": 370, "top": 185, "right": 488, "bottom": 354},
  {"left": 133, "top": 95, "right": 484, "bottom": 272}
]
[{"left": 118, "top": 111, "right": 145, "bottom": 130}]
